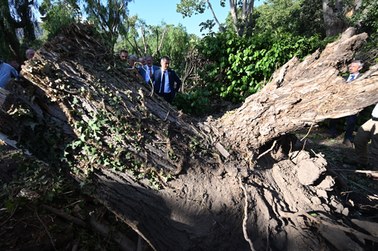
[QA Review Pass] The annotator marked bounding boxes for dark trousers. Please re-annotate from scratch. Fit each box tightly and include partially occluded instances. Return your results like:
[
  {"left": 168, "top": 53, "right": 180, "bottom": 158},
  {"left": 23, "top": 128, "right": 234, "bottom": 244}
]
[
  {"left": 158, "top": 92, "right": 175, "bottom": 103},
  {"left": 345, "top": 115, "right": 357, "bottom": 141},
  {"left": 329, "top": 115, "right": 357, "bottom": 141}
]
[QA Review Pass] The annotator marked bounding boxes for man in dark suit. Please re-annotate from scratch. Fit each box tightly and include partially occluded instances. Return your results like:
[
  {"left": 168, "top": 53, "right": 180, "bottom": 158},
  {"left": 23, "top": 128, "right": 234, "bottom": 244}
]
[
  {"left": 329, "top": 60, "right": 363, "bottom": 146},
  {"left": 152, "top": 56, "right": 181, "bottom": 103}
]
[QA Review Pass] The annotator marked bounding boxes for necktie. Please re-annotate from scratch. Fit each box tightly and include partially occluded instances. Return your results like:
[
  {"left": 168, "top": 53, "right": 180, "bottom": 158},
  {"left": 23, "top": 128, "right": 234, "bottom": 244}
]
[
  {"left": 349, "top": 74, "right": 355, "bottom": 81},
  {"left": 149, "top": 67, "right": 153, "bottom": 78},
  {"left": 160, "top": 71, "right": 165, "bottom": 93}
]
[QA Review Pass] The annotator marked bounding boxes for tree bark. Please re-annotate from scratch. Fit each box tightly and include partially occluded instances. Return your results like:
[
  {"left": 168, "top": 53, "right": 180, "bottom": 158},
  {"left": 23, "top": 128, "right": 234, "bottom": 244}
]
[
  {"left": 2, "top": 24, "right": 378, "bottom": 250},
  {"left": 229, "top": 0, "right": 254, "bottom": 36},
  {"left": 206, "top": 0, "right": 225, "bottom": 32}
]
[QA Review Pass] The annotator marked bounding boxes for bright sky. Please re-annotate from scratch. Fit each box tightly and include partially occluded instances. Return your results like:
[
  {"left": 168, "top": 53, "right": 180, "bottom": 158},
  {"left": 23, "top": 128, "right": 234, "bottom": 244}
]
[{"left": 128, "top": 0, "right": 263, "bottom": 37}]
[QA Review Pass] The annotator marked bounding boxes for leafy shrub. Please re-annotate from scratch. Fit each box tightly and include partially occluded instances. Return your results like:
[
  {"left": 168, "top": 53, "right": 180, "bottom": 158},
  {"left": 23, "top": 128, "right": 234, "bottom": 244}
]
[
  {"left": 40, "top": 3, "right": 78, "bottom": 39},
  {"left": 195, "top": 31, "right": 322, "bottom": 103},
  {"left": 174, "top": 89, "right": 212, "bottom": 116},
  {"left": 224, "top": 32, "right": 321, "bottom": 102}
]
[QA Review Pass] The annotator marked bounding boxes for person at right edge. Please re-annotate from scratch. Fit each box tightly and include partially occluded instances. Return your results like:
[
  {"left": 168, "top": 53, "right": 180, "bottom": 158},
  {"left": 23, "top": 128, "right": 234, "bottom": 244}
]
[
  {"left": 354, "top": 103, "right": 378, "bottom": 170},
  {"left": 329, "top": 60, "right": 363, "bottom": 146},
  {"left": 152, "top": 56, "right": 181, "bottom": 104}
]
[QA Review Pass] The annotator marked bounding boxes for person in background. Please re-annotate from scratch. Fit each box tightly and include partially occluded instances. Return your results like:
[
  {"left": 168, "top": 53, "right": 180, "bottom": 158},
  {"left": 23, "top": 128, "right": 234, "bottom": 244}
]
[
  {"left": 138, "top": 56, "right": 146, "bottom": 66},
  {"left": 139, "top": 55, "right": 159, "bottom": 85},
  {"left": 25, "top": 48, "right": 35, "bottom": 60},
  {"left": 152, "top": 56, "right": 181, "bottom": 103},
  {"left": 119, "top": 49, "right": 128, "bottom": 62},
  {"left": 354, "top": 103, "right": 378, "bottom": 170},
  {"left": 0, "top": 60, "right": 19, "bottom": 88},
  {"left": 329, "top": 60, "right": 363, "bottom": 146},
  {"left": 128, "top": 55, "right": 138, "bottom": 68},
  {"left": 116, "top": 49, "right": 130, "bottom": 69}
]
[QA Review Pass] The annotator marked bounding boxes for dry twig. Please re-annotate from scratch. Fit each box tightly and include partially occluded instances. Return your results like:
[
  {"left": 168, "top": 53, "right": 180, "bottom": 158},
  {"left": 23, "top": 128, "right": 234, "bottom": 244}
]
[
  {"left": 256, "top": 140, "right": 277, "bottom": 160},
  {"left": 239, "top": 176, "right": 255, "bottom": 251}
]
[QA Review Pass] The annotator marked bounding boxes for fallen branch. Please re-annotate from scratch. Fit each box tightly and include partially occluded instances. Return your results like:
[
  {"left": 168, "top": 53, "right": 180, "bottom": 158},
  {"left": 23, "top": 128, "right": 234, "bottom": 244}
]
[
  {"left": 300, "top": 124, "right": 314, "bottom": 142},
  {"left": 43, "top": 204, "right": 86, "bottom": 227},
  {"left": 256, "top": 140, "right": 277, "bottom": 160},
  {"left": 355, "top": 170, "right": 378, "bottom": 174},
  {"left": 336, "top": 169, "right": 378, "bottom": 179}
]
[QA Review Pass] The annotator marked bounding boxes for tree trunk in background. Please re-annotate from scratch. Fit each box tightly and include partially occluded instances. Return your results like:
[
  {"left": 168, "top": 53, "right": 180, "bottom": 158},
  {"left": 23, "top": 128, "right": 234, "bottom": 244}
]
[
  {"left": 0, "top": 0, "right": 21, "bottom": 60},
  {"left": 17, "top": 0, "right": 37, "bottom": 44},
  {"left": 322, "top": 0, "right": 347, "bottom": 36},
  {"left": 229, "top": 0, "right": 255, "bottom": 36},
  {"left": 1, "top": 24, "right": 378, "bottom": 250},
  {"left": 206, "top": 0, "right": 225, "bottom": 32}
]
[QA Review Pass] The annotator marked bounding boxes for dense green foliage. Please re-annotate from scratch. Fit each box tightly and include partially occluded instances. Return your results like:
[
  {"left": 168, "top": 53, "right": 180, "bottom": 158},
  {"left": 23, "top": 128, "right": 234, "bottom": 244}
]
[
  {"left": 40, "top": 1, "right": 79, "bottom": 39},
  {"left": 85, "top": 0, "right": 132, "bottom": 53},
  {"left": 352, "top": 0, "right": 378, "bottom": 64},
  {"left": 254, "top": 0, "right": 302, "bottom": 35},
  {"left": 199, "top": 32, "right": 321, "bottom": 102},
  {"left": 173, "top": 0, "right": 325, "bottom": 114},
  {"left": 174, "top": 89, "right": 212, "bottom": 116},
  {"left": 355, "top": 0, "right": 378, "bottom": 35}
]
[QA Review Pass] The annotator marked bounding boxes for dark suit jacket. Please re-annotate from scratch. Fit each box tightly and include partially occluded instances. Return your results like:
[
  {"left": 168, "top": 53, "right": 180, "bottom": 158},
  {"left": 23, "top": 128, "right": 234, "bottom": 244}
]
[
  {"left": 344, "top": 72, "right": 361, "bottom": 82},
  {"left": 153, "top": 68, "right": 182, "bottom": 95}
]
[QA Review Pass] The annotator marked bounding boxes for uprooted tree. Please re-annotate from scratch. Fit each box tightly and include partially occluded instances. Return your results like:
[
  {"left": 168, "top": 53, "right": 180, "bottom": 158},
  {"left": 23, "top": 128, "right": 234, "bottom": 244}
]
[{"left": 1, "top": 24, "right": 378, "bottom": 250}]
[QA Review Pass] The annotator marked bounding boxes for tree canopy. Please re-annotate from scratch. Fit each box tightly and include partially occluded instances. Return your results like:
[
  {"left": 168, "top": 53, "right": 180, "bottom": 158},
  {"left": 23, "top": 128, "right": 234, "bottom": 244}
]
[{"left": 177, "top": 0, "right": 255, "bottom": 36}]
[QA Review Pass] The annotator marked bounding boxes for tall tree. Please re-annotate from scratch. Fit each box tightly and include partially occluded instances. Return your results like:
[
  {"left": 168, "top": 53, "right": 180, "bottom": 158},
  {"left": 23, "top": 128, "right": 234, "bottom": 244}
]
[
  {"left": 351, "top": 0, "right": 378, "bottom": 34},
  {"left": 177, "top": 0, "right": 255, "bottom": 36},
  {"left": 229, "top": 0, "right": 254, "bottom": 36},
  {"left": 39, "top": 0, "right": 80, "bottom": 39},
  {"left": 0, "top": 0, "right": 39, "bottom": 60},
  {"left": 298, "top": 0, "right": 325, "bottom": 37},
  {"left": 85, "top": 0, "right": 132, "bottom": 53},
  {"left": 117, "top": 19, "right": 194, "bottom": 75}
]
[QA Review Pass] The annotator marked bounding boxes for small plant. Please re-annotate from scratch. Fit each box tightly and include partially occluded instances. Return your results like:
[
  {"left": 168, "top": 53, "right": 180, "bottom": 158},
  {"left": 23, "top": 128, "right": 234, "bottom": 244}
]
[
  {"left": 63, "top": 107, "right": 169, "bottom": 189},
  {"left": 173, "top": 89, "right": 212, "bottom": 116}
]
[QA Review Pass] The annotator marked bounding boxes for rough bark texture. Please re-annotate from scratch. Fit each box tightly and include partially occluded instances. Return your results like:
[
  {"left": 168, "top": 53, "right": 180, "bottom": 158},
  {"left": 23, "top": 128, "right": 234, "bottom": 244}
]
[{"left": 1, "top": 24, "right": 377, "bottom": 251}]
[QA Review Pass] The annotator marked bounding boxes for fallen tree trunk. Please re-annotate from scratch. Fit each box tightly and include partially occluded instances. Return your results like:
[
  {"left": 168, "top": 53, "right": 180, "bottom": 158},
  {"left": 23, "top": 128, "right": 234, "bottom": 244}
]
[
  {"left": 210, "top": 28, "right": 378, "bottom": 157},
  {"left": 1, "top": 24, "right": 378, "bottom": 250}
]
